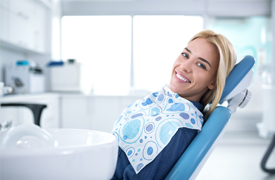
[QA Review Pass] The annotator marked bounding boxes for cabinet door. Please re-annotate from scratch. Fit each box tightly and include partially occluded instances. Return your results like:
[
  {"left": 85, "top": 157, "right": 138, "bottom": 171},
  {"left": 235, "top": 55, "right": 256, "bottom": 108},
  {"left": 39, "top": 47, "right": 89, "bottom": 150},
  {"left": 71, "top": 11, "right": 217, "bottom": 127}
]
[
  {"left": 32, "top": 1, "right": 46, "bottom": 53},
  {"left": 61, "top": 97, "right": 91, "bottom": 129},
  {"left": 89, "top": 97, "right": 121, "bottom": 132},
  {"left": 1, "top": 95, "right": 60, "bottom": 129},
  {"left": 0, "top": 0, "right": 9, "bottom": 9},
  {"left": 0, "top": 107, "right": 19, "bottom": 127},
  {"left": 0, "top": 1, "right": 9, "bottom": 42},
  {"left": 9, "top": 0, "right": 34, "bottom": 48},
  {"left": 60, "top": 96, "right": 143, "bottom": 132},
  {"left": 17, "top": 97, "right": 60, "bottom": 129},
  {"left": 1, "top": 0, "right": 48, "bottom": 53}
]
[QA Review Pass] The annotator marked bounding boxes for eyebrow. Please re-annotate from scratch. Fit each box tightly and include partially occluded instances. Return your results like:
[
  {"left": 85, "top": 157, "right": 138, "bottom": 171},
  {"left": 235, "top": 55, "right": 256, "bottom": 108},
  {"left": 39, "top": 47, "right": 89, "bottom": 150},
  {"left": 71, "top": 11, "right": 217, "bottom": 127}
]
[{"left": 184, "top": 48, "right": 212, "bottom": 68}]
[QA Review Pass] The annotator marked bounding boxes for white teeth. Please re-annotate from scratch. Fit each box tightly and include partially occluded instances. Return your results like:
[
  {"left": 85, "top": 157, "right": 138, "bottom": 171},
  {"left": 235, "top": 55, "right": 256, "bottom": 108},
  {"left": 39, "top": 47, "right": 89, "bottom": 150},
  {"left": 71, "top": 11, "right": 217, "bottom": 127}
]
[{"left": 176, "top": 73, "right": 190, "bottom": 82}]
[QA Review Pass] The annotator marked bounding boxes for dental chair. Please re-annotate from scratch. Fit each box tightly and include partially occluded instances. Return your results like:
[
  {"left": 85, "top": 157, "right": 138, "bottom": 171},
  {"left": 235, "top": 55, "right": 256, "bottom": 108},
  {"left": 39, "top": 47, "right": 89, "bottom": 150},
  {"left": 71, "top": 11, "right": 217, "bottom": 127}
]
[{"left": 165, "top": 55, "right": 255, "bottom": 180}]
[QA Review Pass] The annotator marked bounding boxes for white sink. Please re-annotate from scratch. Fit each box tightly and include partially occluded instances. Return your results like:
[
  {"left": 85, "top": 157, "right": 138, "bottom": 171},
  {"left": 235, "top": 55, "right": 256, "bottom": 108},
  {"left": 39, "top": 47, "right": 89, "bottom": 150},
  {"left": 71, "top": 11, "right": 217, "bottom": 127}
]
[{"left": 0, "top": 124, "right": 118, "bottom": 180}]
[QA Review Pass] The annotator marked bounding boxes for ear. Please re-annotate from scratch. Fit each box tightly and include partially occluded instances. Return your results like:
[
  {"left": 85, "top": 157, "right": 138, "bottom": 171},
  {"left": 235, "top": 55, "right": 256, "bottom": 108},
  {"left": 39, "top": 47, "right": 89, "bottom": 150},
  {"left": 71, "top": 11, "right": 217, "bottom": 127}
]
[{"left": 208, "top": 80, "right": 216, "bottom": 90}]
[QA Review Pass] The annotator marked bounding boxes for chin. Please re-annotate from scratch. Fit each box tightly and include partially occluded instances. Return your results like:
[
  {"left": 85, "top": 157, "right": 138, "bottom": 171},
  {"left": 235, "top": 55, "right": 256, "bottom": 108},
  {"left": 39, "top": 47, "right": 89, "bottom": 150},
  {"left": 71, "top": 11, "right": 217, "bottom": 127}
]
[{"left": 169, "top": 83, "right": 178, "bottom": 93}]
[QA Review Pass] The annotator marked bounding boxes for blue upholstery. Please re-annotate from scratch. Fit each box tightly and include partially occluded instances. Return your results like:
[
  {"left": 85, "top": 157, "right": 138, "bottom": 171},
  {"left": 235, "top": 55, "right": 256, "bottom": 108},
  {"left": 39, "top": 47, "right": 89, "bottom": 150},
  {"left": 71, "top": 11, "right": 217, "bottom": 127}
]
[
  {"left": 165, "top": 55, "right": 255, "bottom": 180},
  {"left": 165, "top": 106, "right": 231, "bottom": 180},
  {"left": 221, "top": 55, "right": 255, "bottom": 102}
]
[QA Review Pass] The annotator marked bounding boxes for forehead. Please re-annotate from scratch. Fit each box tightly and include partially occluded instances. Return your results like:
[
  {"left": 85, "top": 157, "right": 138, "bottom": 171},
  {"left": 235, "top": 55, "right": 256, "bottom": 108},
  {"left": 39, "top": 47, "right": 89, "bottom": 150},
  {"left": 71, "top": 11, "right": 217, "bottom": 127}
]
[{"left": 187, "top": 38, "right": 219, "bottom": 64}]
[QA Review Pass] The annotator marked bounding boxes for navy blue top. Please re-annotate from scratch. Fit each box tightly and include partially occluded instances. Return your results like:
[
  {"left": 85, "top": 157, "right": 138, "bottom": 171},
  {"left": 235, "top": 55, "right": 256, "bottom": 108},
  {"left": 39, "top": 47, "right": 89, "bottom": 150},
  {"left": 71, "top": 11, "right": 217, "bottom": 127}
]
[
  {"left": 190, "top": 100, "right": 203, "bottom": 111},
  {"left": 112, "top": 101, "right": 203, "bottom": 180}
]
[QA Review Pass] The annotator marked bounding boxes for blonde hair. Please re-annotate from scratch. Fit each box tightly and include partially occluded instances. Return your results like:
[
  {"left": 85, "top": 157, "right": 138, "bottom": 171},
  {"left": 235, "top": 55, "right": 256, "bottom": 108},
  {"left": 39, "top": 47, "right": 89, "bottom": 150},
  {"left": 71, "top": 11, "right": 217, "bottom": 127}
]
[{"left": 188, "top": 30, "right": 237, "bottom": 118}]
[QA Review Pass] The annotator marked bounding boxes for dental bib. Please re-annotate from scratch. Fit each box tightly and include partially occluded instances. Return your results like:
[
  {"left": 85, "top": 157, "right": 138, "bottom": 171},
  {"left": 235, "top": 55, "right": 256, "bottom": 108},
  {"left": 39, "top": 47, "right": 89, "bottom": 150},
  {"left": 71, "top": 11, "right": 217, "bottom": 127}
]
[{"left": 111, "top": 85, "right": 204, "bottom": 173}]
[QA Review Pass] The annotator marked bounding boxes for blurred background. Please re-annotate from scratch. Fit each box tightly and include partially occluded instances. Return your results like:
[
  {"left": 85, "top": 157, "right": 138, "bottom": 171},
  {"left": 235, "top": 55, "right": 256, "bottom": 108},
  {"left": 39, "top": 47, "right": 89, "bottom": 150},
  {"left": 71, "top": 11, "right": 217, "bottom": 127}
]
[{"left": 0, "top": 0, "right": 275, "bottom": 179}]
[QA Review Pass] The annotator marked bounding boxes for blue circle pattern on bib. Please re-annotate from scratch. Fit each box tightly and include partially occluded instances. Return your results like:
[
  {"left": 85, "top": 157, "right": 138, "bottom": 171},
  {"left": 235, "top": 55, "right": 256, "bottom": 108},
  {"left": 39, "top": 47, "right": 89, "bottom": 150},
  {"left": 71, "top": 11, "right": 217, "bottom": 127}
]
[{"left": 112, "top": 85, "right": 203, "bottom": 173}]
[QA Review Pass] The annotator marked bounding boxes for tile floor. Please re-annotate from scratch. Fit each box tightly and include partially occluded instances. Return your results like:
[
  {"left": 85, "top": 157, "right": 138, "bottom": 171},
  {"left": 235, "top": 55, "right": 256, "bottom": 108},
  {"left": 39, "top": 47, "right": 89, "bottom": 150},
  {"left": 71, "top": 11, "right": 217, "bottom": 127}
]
[{"left": 196, "top": 131, "right": 275, "bottom": 180}]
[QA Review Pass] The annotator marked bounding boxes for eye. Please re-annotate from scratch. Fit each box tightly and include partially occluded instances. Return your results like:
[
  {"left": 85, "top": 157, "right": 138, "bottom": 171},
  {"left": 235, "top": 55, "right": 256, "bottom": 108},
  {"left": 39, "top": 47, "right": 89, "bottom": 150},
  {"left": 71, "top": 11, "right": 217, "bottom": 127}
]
[
  {"left": 181, "top": 53, "right": 188, "bottom": 58},
  {"left": 197, "top": 62, "right": 206, "bottom": 69}
]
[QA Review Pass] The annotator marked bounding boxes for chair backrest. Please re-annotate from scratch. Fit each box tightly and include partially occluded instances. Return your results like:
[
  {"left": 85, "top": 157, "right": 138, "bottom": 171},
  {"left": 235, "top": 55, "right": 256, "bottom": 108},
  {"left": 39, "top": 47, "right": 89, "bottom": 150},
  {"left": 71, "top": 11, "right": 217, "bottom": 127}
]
[{"left": 165, "top": 55, "right": 255, "bottom": 180}]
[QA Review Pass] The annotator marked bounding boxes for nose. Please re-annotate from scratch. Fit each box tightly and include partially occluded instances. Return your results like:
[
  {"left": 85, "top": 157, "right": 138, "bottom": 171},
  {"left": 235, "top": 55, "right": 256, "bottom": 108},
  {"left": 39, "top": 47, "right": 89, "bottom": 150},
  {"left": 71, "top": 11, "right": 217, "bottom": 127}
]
[{"left": 179, "top": 58, "right": 192, "bottom": 73}]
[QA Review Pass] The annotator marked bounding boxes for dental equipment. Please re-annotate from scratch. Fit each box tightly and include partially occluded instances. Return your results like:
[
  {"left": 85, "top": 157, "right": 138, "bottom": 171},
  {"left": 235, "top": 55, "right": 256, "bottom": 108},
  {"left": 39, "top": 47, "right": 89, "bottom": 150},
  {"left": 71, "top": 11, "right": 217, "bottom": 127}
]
[{"left": 165, "top": 55, "right": 255, "bottom": 180}]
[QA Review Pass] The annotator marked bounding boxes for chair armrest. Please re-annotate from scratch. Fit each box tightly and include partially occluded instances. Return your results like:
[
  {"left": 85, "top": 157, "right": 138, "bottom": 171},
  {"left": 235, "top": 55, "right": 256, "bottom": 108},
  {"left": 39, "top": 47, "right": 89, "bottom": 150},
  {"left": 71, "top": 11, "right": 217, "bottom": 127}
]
[{"left": 165, "top": 106, "right": 231, "bottom": 180}]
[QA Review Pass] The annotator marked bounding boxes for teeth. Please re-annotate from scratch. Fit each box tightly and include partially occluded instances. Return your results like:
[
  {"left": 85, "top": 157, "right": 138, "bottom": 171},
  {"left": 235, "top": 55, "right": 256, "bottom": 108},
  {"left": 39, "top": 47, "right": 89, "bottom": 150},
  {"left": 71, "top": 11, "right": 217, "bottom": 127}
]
[{"left": 176, "top": 73, "right": 190, "bottom": 82}]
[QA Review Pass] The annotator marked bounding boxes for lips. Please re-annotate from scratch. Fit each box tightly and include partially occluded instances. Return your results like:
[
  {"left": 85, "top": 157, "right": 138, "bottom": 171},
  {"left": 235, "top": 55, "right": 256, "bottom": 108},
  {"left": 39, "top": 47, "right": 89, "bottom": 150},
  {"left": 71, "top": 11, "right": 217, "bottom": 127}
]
[{"left": 175, "top": 71, "right": 191, "bottom": 83}]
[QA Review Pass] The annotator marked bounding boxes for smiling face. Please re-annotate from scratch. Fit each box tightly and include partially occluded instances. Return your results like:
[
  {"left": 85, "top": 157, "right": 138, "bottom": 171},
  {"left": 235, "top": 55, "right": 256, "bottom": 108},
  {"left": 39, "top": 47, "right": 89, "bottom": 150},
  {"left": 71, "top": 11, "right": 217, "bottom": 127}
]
[{"left": 169, "top": 38, "right": 219, "bottom": 102}]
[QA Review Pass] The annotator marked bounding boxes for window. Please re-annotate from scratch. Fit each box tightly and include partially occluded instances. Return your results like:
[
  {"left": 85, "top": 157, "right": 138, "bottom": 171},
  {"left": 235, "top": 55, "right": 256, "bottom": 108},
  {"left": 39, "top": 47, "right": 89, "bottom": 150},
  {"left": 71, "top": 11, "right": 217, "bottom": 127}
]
[
  {"left": 133, "top": 16, "right": 203, "bottom": 92},
  {"left": 61, "top": 15, "right": 203, "bottom": 94},
  {"left": 62, "top": 16, "right": 131, "bottom": 95}
]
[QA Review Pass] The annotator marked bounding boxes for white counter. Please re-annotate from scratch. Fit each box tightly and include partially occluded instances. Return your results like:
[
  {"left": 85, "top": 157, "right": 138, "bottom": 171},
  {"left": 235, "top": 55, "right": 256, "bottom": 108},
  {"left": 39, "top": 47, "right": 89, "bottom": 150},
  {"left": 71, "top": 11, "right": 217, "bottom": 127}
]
[{"left": 0, "top": 93, "right": 144, "bottom": 132}]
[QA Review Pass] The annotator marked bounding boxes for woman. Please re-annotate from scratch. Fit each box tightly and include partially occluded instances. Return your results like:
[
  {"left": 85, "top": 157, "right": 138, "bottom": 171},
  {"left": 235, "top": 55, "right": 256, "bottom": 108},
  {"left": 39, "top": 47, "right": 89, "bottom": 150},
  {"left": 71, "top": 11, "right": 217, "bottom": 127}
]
[{"left": 111, "top": 30, "right": 236, "bottom": 180}]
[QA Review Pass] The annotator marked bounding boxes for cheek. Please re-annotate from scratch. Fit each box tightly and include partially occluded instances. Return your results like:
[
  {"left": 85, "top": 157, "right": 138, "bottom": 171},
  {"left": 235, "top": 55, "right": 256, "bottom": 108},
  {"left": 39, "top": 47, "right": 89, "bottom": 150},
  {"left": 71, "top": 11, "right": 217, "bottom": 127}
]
[
  {"left": 173, "top": 56, "right": 182, "bottom": 66},
  {"left": 208, "top": 67, "right": 218, "bottom": 81},
  {"left": 171, "top": 60, "right": 179, "bottom": 73},
  {"left": 195, "top": 71, "right": 215, "bottom": 85},
  {"left": 204, "top": 73, "right": 216, "bottom": 86}
]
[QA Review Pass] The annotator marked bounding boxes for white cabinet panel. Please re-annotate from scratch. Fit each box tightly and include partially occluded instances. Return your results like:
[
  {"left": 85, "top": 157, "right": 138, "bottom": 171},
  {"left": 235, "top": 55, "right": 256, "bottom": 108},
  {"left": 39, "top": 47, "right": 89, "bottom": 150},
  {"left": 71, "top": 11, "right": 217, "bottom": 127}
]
[
  {"left": 1, "top": 94, "right": 144, "bottom": 132},
  {"left": 60, "top": 95, "right": 143, "bottom": 133},
  {"left": 61, "top": 97, "right": 91, "bottom": 129},
  {"left": 9, "top": 11, "right": 31, "bottom": 48},
  {"left": 61, "top": 96, "right": 123, "bottom": 132},
  {"left": 25, "top": 96, "right": 60, "bottom": 128},
  {"left": 89, "top": 96, "right": 121, "bottom": 133},
  {"left": 0, "top": 107, "right": 19, "bottom": 127},
  {"left": 9, "top": 0, "right": 34, "bottom": 48},
  {"left": 0, "top": 7, "right": 9, "bottom": 42},
  {"left": 0, "top": 0, "right": 9, "bottom": 9},
  {"left": 32, "top": 1, "right": 46, "bottom": 52},
  {"left": 1, "top": 94, "right": 60, "bottom": 129},
  {"left": 0, "top": 0, "right": 48, "bottom": 53}
]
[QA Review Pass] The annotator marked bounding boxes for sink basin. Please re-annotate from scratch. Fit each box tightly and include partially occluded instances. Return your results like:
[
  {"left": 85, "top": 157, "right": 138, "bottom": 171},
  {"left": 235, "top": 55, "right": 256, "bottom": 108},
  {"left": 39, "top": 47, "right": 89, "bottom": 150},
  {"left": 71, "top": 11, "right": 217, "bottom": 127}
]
[{"left": 0, "top": 124, "right": 118, "bottom": 180}]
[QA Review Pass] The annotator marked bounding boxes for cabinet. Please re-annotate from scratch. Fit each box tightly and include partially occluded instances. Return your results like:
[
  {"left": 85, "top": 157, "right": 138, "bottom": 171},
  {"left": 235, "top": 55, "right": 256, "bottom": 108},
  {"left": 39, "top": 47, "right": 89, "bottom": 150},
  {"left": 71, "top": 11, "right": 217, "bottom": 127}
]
[
  {"left": 0, "top": 93, "right": 60, "bottom": 128},
  {"left": 0, "top": 0, "right": 9, "bottom": 42},
  {"left": 60, "top": 94, "right": 143, "bottom": 132},
  {"left": 0, "top": 93, "right": 143, "bottom": 132},
  {"left": 9, "top": 0, "right": 33, "bottom": 48},
  {"left": 60, "top": 96, "right": 92, "bottom": 129},
  {"left": 0, "top": 0, "right": 49, "bottom": 54},
  {"left": 33, "top": 2, "right": 46, "bottom": 52}
]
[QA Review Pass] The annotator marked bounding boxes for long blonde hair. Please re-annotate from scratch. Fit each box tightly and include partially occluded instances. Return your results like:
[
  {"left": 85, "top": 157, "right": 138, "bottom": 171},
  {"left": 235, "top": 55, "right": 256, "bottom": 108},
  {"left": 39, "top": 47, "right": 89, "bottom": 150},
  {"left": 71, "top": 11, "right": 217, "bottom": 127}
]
[{"left": 189, "top": 30, "right": 237, "bottom": 118}]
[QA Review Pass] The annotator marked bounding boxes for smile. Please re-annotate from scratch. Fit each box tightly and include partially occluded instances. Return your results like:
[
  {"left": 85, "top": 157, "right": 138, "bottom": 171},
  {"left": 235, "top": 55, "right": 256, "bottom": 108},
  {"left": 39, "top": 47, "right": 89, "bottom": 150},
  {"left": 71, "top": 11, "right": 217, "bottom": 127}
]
[{"left": 176, "top": 72, "right": 191, "bottom": 83}]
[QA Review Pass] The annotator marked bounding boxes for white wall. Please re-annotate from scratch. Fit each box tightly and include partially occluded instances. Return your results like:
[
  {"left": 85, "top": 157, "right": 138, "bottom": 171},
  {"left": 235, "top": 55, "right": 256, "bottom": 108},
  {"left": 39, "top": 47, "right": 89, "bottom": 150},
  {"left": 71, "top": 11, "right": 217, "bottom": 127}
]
[
  {"left": 0, "top": 0, "right": 273, "bottom": 133},
  {"left": 0, "top": 0, "right": 57, "bottom": 91},
  {"left": 0, "top": 49, "right": 27, "bottom": 82},
  {"left": 59, "top": 0, "right": 272, "bottom": 133},
  {"left": 61, "top": 0, "right": 271, "bottom": 16}
]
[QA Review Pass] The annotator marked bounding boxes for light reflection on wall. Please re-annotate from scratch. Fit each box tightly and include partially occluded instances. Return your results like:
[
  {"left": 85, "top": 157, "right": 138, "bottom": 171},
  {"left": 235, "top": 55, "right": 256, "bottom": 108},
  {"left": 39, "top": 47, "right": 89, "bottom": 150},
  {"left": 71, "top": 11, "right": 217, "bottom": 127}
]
[
  {"left": 207, "top": 16, "right": 272, "bottom": 80},
  {"left": 207, "top": 16, "right": 272, "bottom": 113}
]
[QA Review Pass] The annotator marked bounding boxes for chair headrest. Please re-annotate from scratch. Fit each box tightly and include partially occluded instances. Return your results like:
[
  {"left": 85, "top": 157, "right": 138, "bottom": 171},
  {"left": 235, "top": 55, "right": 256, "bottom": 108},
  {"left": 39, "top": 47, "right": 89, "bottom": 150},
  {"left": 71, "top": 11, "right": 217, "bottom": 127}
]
[{"left": 219, "top": 55, "right": 255, "bottom": 104}]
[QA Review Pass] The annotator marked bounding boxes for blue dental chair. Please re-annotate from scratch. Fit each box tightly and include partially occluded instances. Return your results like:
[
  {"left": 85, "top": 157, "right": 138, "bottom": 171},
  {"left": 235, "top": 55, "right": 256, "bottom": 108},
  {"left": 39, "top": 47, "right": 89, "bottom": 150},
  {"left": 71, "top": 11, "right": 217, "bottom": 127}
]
[{"left": 165, "top": 55, "right": 255, "bottom": 180}]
